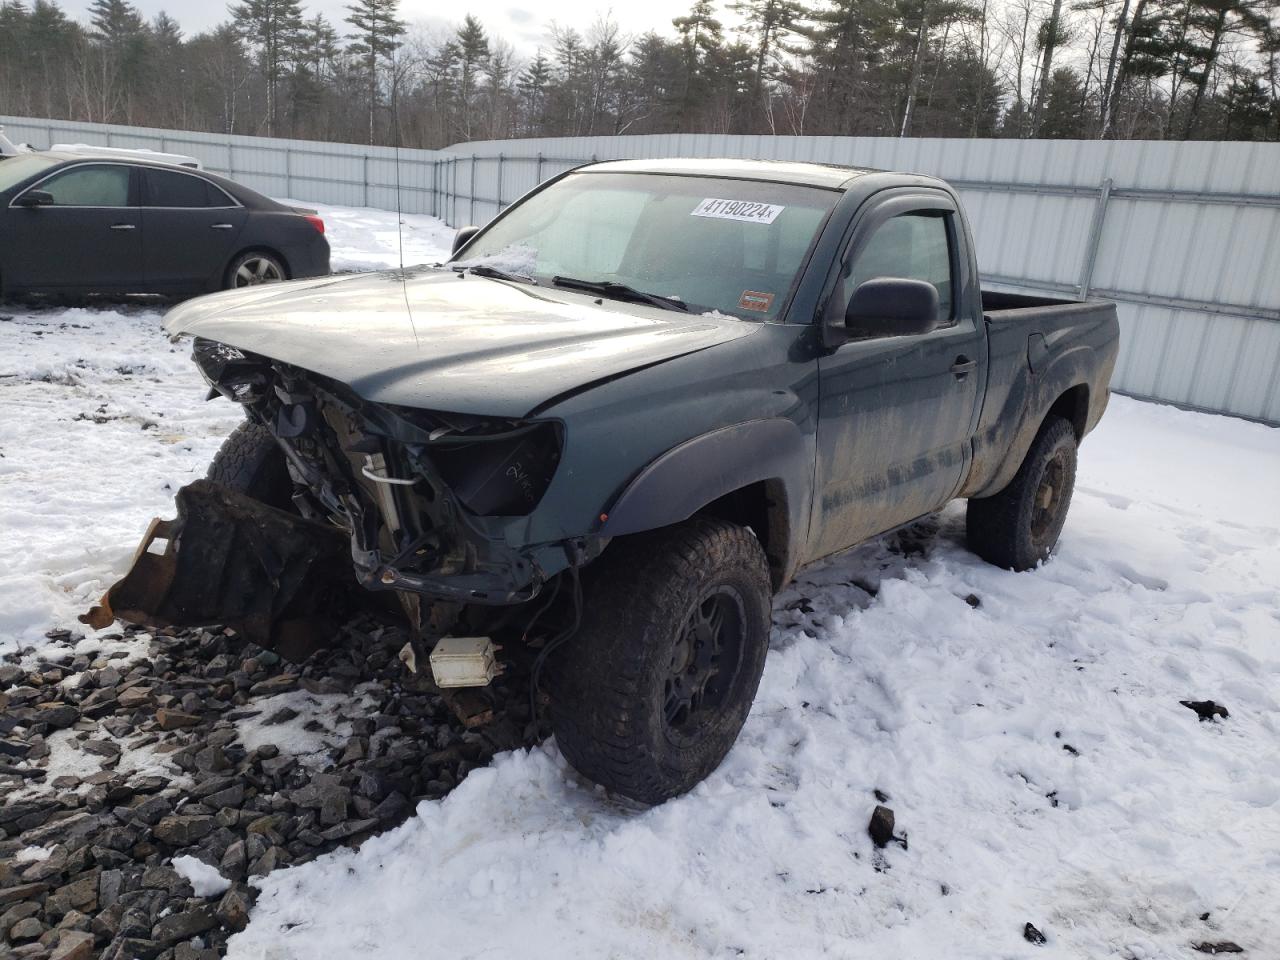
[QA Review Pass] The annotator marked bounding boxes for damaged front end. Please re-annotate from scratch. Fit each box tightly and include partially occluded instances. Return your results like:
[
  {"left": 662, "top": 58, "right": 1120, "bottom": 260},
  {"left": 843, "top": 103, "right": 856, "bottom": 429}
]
[
  {"left": 86, "top": 336, "right": 599, "bottom": 652},
  {"left": 81, "top": 480, "right": 355, "bottom": 657}
]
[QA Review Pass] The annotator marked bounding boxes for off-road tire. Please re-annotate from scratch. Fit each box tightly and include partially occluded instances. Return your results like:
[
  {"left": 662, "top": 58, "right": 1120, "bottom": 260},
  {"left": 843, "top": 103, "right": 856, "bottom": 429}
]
[
  {"left": 550, "top": 518, "right": 772, "bottom": 805},
  {"left": 207, "top": 420, "right": 294, "bottom": 511},
  {"left": 966, "top": 415, "right": 1078, "bottom": 571}
]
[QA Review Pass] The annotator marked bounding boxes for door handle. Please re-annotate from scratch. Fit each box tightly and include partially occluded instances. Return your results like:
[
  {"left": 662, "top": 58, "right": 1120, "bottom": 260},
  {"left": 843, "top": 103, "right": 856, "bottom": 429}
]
[
  {"left": 109, "top": 223, "right": 136, "bottom": 231},
  {"left": 210, "top": 223, "right": 234, "bottom": 230},
  {"left": 951, "top": 356, "right": 977, "bottom": 379}
]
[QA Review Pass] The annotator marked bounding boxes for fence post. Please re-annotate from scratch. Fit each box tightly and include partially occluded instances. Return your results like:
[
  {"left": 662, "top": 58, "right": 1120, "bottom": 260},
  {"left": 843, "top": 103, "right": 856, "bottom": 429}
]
[
  {"left": 285, "top": 147, "right": 293, "bottom": 199},
  {"left": 496, "top": 152, "right": 504, "bottom": 211},
  {"left": 469, "top": 154, "right": 477, "bottom": 223},
  {"left": 536, "top": 152, "right": 543, "bottom": 184},
  {"left": 227, "top": 138, "right": 234, "bottom": 179},
  {"left": 1078, "top": 177, "right": 1114, "bottom": 299},
  {"left": 362, "top": 155, "right": 370, "bottom": 208}
]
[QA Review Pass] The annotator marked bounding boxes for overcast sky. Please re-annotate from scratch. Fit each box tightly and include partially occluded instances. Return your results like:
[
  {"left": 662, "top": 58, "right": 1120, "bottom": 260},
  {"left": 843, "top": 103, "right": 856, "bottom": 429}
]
[{"left": 57, "top": 0, "right": 732, "bottom": 57}]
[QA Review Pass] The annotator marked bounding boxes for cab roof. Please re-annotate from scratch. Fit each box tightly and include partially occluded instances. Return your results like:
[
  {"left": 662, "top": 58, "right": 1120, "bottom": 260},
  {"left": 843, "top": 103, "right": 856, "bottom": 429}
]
[{"left": 580, "top": 157, "right": 880, "bottom": 190}]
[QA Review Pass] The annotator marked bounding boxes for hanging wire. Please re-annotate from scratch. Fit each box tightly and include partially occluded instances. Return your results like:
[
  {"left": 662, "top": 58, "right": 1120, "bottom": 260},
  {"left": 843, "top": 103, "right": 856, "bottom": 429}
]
[{"left": 528, "top": 562, "right": 583, "bottom": 727}]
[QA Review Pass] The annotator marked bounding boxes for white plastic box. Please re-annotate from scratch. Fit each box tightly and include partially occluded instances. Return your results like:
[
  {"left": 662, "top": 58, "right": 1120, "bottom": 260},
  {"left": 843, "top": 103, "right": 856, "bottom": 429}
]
[{"left": 428, "top": 636, "right": 499, "bottom": 688}]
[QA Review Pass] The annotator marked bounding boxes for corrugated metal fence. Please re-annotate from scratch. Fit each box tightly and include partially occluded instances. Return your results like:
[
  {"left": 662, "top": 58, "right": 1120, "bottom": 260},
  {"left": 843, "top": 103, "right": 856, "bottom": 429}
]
[{"left": 3, "top": 116, "right": 1278, "bottom": 423}]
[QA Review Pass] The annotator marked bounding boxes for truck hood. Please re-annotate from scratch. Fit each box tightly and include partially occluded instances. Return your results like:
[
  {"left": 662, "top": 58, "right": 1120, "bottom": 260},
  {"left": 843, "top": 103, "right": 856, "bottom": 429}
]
[{"left": 164, "top": 268, "right": 758, "bottom": 417}]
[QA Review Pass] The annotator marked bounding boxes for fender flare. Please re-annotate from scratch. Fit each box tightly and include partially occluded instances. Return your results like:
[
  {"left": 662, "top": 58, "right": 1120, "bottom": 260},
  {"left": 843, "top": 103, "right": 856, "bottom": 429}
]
[{"left": 600, "top": 419, "right": 811, "bottom": 570}]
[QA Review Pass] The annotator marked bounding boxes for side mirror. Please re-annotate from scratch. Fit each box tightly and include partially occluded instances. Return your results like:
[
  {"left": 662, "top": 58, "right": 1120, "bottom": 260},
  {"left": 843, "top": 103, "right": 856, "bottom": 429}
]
[
  {"left": 452, "top": 225, "right": 480, "bottom": 256},
  {"left": 842, "top": 278, "right": 940, "bottom": 340},
  {"left": 15, "top": 189, "right": 53, "bottom": 208}
]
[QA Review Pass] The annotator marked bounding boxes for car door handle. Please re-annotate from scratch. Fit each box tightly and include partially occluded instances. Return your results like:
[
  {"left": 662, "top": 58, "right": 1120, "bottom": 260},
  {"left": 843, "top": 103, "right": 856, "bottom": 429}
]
[
  {"left": 951, "top": 356, "right": 977, "bottom": 378},
  {"left": 109, "top": 223, "right": 136, "bottom": 231},
  {"left": 210, "top": 223, "right": 234, "bottom": 230}
]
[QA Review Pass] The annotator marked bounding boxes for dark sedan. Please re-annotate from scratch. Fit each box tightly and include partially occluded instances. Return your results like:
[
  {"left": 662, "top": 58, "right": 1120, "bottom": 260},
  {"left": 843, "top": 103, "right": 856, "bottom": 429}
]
[{"left": 0, "top": 152, "right": 330, "bottom": 298}]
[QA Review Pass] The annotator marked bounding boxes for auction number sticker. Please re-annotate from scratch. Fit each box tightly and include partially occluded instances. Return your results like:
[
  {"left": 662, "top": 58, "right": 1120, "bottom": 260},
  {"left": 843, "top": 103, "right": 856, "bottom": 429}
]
[{"left": 691, "top": 198, "right": 785, "bottom": 224}]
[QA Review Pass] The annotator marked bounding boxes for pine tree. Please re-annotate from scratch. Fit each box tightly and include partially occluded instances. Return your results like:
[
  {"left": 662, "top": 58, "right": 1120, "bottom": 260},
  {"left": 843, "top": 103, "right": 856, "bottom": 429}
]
[
  {"left": 345, "top": 0, "right": 405, "bottom": 144},
  {"left": 730, "top": 0, "right": 803, "bottom": 108},
  {"left": 229, "top": 0, "right": 304, "bottom": 135},
  {"left": 517, "top": 51, "right": 552, "bottom": 133},
  {"left": 672, "top": 0, "right": 724, "bottom": 128},
  {"left": 454, "top": 14, "right": 490, "bottom": 140}
]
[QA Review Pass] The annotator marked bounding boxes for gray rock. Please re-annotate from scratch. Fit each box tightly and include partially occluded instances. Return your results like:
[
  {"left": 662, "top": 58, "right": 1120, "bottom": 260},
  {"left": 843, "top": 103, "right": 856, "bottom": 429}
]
[
  {"left": 49, "top": 931, "right": 96, "bottom": 960},
  {"left": 216, "top": 884, "right": 251, "bottom": 932},
  {"left": 868, "top": 804, "right": 901, "bottom": 849},
  {"left": 140, "top": 866, "right": 193, "bottom": 898},
  {"left": 259, "top": 755, "right": 294, "bottom": 779},
  {"left": 20, "top": 845, "right": 68, "bottom": 882},
  {"left": 202, "top": 785, "right": 244, "bottom": 809},
  {"left": 104, "top": 936, "right": 164, "bottom": 960},
  {"left": 153, "top": 816, "right": 214, "bottom": 846},
  {"left": 320, "top": 818, "right": 378, "bottom": 842},
  {"left": 9, "top": 916, "right": 44, "bottom": 941},
  {"left": 99, "top": 870, "right": 125, "bottom": 909},
  {"left": 151, "top": 905, "right": 216, "bottom": 944},
  {"left": 0, "top": 901, "right": 42, "bottom": 930},
  {"left": 248, "top": 846, "right": 287, "bottom": 877},
  {"left": 0, "top": 882, "right": 50, "bottom": 908},
  {"left": 129, "top": 797, "right": 172, "bottom": 827},
  {"left": 35, "top": 703, "right": 79, "bottom": 729},
  {"left": 45, "top": 872, "right": 99, "bottom": 919},
  {"left": 193, "top": 746, "right": 228, "bottom": 773},
  {"left": 117, "top": 687, "right": 153, "bottom": 709},
  {"left": 154, "top": 709, "right": 200, "bottom": 731},
  {"left": 219, "top": 840, "right": 247, "bottom": 880}
]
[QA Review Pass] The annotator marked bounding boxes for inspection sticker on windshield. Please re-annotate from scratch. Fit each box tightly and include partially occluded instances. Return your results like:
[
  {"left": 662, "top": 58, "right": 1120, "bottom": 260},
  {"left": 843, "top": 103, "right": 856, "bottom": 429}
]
[
  {"left": 691, "top": 198, "right": 785, "bottom": 224},
  {"left": 739, "top": 290, "right": 776, "bottom": 312}
]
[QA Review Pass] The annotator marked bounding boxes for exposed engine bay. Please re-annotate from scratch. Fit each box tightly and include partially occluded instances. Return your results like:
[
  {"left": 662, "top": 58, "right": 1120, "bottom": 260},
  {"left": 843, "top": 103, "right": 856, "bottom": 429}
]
[{"left": 189, "top": 336, "right": 600, "bottom": 610}]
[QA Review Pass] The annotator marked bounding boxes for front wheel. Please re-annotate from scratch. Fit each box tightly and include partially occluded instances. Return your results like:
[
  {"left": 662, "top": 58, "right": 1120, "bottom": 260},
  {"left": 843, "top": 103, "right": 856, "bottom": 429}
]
[
  {"left": 966, "top": 415, "right": 1078, "bottom": 571},
  {"left": 550, "top": 518, "right": 772, "bottom": 805},
  {"left": 207, "top": 420, "right": 294, "bottom": 511}
]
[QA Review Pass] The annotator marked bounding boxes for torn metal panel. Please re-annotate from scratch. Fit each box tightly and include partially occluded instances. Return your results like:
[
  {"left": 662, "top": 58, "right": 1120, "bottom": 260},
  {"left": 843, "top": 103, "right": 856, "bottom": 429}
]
[{"left": 81, "top": 479, "right": 355, "bottom": 656}]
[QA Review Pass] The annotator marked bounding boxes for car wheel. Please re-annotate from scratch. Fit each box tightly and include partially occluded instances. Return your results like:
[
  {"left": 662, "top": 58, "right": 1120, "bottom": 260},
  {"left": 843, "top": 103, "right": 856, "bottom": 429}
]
[
  {"left": 207, "top": 420, "right": 294, "bottom": 511},
  {"left": 966, "top": 415, "right": 1078, "bottom": 571},
  {"left": 550, "top": 517, "right": 772, "bottom": 805},
  {"left": 226, "top": 252, "right": 286, "bottom": 290}
]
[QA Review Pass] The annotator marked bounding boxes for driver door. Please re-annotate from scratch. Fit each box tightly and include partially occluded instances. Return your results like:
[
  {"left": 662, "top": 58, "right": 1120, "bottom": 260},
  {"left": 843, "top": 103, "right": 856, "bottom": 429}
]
[{"left": 809, "top": 190, "right": 985, "bottom": 560}]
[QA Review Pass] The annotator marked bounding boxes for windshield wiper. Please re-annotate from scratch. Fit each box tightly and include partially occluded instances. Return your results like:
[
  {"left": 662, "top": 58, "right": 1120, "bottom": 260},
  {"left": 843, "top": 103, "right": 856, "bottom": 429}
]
[
  {"left": 454, "top": 264, "right": 536, "bottom": 284},
  {"left": 551, "top": 276, "right": 689, "bottom": 313}
]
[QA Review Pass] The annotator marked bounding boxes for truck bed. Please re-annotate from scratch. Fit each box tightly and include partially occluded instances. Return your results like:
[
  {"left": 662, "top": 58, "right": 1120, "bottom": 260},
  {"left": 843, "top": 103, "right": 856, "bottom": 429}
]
[{"left": 962, "top": 288, "right": 1121, "bottom": 499}]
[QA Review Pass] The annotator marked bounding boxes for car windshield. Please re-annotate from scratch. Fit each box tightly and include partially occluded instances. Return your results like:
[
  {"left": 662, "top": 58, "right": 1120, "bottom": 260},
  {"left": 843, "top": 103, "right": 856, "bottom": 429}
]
[
  {"left": 0, "top": 154, "right": 60, "bottom": 193},
  {"left": 455, "top": 172, "right": 839, "bottom": 321}
]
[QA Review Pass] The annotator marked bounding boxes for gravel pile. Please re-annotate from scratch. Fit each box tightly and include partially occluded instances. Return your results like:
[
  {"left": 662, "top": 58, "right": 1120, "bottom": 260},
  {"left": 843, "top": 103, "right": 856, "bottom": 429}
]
[{"left": 0, "top": 619, "right": 534, "bottom": 959}]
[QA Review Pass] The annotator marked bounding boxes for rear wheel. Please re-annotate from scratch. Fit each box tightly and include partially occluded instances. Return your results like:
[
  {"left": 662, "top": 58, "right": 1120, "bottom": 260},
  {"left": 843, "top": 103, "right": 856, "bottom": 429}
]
[
  {"left": 207, "top": 420, "right": 294, "bottom": 511},
  {"left": 550, "top": 518, "right": 772, "bottom": 805},
  {"left": 225, "top": 251, "right": 286, "bottom": 290},
  {"left": 966, "top": 415, "right": 1078, "bottom": 570}
]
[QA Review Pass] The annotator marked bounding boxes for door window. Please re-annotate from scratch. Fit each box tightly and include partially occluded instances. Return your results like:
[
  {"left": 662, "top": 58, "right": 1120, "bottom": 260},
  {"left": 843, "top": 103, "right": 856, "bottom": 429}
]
[
  {"left": 36, "top": 165, "right": 131, "bottom": 207},
  {"left": 146, "top": 169, "right": 226, "bottom": 208},
  {"left": 841, "top": 212, "right": 954, "bottom": 327}
]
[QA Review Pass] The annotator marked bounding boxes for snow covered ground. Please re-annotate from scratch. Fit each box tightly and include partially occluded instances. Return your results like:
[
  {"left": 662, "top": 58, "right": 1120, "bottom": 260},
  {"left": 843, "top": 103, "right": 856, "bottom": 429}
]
[
  {"left": 294, "top": 200, "right": 456, "bottom": 273},
  {"left": 1, "top": 204, "right": 1278, "bottom": 959}
]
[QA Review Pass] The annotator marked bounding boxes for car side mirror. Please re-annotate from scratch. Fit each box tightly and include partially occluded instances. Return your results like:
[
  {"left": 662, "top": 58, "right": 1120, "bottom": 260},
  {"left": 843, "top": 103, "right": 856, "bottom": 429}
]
[
  {"left": 15, "top": 189, "right": 53, "bottom": 208},
  {"left": 842, "top": 278, "right": 940, "bottom": 340},
  {"left": 452, "top": 225, "right": 480, "bottom": 256}
]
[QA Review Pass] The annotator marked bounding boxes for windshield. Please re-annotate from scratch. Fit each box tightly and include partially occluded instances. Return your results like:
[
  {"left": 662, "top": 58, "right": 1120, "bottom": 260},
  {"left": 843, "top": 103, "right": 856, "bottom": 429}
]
[
  {"left": 0, "top": 154, "right": 59, "bottom": 194},
  {"left": 456, "top": 172, "right": 839, "bottom": 321}
]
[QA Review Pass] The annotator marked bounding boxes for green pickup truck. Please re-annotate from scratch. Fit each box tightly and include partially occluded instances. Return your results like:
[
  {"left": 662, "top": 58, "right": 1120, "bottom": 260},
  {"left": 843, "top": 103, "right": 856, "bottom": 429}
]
[{"left": 92, "top": 158, "right": 1119, "bottom": 805}]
